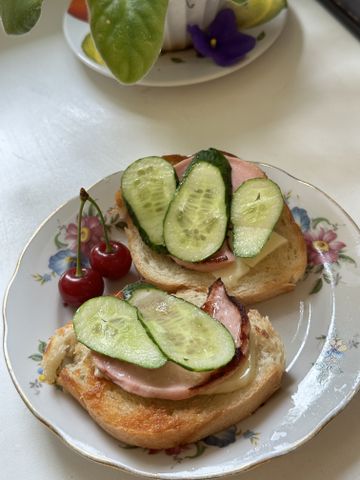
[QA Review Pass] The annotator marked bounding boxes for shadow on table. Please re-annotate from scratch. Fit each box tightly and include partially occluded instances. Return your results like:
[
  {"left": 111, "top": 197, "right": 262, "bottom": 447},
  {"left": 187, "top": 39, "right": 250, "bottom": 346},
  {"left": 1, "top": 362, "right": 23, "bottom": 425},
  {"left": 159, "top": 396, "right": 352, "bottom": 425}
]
[{"left": 80, "top": 6, "right": 305, "bottom": 149}]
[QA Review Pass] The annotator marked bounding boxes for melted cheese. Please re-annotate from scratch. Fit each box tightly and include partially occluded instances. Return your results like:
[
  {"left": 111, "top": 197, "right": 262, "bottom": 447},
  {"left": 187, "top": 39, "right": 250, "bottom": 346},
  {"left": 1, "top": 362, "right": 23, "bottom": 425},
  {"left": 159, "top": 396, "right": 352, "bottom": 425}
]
[
  {"left": 213, "top": 232, "right": 288, "bottom": 289},
  {"left": 242, "top": 231, "right": 288, "bottom": 268},
  {"left": 213, "top": 257, "right": 250, "bottom": 287},
  {"left": 200, "top": 335, "right": 257, "bottom": 395}
]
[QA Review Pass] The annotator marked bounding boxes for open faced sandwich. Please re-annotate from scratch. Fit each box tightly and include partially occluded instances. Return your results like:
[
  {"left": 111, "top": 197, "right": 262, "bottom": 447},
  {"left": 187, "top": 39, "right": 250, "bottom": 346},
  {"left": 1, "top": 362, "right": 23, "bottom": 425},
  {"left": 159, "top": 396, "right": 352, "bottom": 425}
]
[
  {"left": 118, "top": 148, "right": 307, "bottom": 304},
  {"left": 42, "top": 279, "right": 285, "bottom": 449},
  {"left": 42, "top": 148, "right": 306, "bottom": 449}
]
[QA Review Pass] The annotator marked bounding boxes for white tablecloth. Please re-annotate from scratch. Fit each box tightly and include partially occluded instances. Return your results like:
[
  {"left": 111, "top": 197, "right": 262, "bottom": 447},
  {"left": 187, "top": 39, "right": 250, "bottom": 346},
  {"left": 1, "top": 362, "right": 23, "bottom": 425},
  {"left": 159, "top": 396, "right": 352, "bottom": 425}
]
[{"left": 1, "top": 1, "right": 360, "bottom": 478}]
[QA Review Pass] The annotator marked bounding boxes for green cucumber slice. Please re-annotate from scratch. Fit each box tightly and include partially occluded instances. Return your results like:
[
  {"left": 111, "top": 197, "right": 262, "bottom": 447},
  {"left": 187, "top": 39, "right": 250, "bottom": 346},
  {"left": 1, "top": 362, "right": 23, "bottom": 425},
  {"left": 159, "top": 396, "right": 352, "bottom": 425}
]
[
  {"left": 163, "top": 149, "right": 231, "bottom": 262},
  {"left": 73, "top": 296, "right": 166, "bottom": 369},
  {"left": 231, "top": 178, "right": 284, "bottom": 257},
  {"left": 121, "top": 156, "right": 177, "bottom": 252},
  {"left": 125, "top": 283, "right": 236, "bottom": 372}
]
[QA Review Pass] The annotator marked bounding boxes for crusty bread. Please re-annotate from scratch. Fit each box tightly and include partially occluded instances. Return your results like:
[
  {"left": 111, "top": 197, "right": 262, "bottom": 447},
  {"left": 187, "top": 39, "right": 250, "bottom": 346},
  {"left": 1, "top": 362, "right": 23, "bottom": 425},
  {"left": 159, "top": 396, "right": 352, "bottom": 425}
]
[
  {"left": 42, "top": 291, "right": 285, "bottom": 449},
  {"left": 123, "top": 204, "right": 307, "bottom": 304}
]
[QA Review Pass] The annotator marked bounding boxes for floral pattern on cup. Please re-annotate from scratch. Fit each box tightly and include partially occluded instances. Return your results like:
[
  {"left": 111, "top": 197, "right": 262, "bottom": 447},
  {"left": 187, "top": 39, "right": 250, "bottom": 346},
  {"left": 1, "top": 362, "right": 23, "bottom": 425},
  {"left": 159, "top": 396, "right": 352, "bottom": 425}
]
[{"left": 32, "top": 205, "right": 125, "bottom": 284}]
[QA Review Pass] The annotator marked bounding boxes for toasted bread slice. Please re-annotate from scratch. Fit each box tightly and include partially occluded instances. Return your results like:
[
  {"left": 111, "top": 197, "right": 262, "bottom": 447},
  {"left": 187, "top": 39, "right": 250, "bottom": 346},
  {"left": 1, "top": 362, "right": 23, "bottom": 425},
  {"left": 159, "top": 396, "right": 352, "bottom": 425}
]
[
  {"left": 123, "top": 203, "right": 307, "bottom": 304},
  {"left": 42, "top": 293, "right": 284, "bottom": 450}
]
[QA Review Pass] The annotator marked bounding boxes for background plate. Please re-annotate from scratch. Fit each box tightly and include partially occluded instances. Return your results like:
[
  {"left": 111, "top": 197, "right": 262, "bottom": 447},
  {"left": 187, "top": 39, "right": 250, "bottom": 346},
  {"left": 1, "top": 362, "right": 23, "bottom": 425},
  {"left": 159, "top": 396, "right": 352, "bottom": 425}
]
[{"left": 63, "top": 9, "right": 288, "bottom": 87}]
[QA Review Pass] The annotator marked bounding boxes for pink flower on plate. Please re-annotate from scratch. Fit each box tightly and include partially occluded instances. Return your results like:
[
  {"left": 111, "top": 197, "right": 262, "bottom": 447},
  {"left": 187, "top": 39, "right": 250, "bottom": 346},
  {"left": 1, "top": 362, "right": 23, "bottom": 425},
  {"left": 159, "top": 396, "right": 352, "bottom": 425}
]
[
  {"left": 304, "top": 228, "right": 346, "bottom": 266},
  {"left": 65, "top": 215, "right": 103, "bottom": 257}
]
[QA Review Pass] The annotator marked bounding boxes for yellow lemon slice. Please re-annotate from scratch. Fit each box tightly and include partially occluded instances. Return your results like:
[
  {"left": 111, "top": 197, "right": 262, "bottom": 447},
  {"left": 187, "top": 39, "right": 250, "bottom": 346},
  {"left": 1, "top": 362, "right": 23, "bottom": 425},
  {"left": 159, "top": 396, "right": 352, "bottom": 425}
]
[{"left": 228, "top": 0, "right": 287, "bottom": 29}]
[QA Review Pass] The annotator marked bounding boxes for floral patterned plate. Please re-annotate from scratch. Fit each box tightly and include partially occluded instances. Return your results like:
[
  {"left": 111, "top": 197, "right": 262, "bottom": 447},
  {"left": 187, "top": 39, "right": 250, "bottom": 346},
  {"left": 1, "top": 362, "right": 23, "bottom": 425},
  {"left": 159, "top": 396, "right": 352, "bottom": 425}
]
[
  {"left": 62, "top": 8, "right": 287, "bottom": 87},
  {"left": 3, "top": 164, "right": 360, "bottom": 479}
]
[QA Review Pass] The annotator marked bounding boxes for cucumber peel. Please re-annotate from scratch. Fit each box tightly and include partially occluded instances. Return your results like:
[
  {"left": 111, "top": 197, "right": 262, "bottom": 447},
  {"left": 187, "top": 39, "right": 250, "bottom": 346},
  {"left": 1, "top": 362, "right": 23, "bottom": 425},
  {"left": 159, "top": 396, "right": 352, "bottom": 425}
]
[
  {"left": 73, "top": 287, "right": 236, "bottom": 372},
  {"left": 231, "top": 178, "right": 284, "bottom": 257},
  {"left": 121, "top": 156, "right": 177, "bottom": 253},
  {"left": 126, "top": 283, "right": 236, "bottom": 372},
  {"left": 163, "top": 148, "right": 231, "bottom": 262},
  {"left": 73, "top": 296, "right": 167, "bottom": 369}
]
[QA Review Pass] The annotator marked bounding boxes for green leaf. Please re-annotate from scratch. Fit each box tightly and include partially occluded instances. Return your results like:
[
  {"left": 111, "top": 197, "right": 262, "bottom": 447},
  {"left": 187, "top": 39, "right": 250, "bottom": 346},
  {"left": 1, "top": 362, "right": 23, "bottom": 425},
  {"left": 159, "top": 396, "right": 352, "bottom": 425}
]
[
  {"left": 323, "top": 273, "right": 333, "bottom": 285},
  {"left": 338, "top": 253, "right": 357, "bottom": 266},
  {"left": 87, "top": 0, "right": 169, "bottom": 84},
  {"left": 119, "top": 443, "right": 139, "bottom": 450},
  {"left": 185, "top": 442, "right": 206, "bottom": 459},
  {"left": 310, "top": 277, "right": 323, "bottom": 294},
  {"left": 38, "top": 340, "right": 47, "bottom": 354},
  {"left": 28, "top": 353, "right": 42, "bottom": 362},
  {"left": 0, "top": 0, "right": 43, "bottom": 34},
  {"left": 32, "top": 273, "right": 46, "bottom": 285},
  {"left": 283, "top": 190, "right": 292, "bottom": 202},
  {"left": 312, "top": 217, "right": 332, "bottom": 229},
  {"left": 313, "top": 264, "right": 324, "bottom": 274},
  {"left": 54, "top": 231, "right": 68, "bottom": 250}
]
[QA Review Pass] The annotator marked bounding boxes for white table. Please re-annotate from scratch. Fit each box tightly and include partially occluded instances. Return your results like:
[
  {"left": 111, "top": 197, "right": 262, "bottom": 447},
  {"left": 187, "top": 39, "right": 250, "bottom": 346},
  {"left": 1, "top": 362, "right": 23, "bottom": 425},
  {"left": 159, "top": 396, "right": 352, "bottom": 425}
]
[{"left": 1, "top": 1, "right": 360, "bottom": 478}]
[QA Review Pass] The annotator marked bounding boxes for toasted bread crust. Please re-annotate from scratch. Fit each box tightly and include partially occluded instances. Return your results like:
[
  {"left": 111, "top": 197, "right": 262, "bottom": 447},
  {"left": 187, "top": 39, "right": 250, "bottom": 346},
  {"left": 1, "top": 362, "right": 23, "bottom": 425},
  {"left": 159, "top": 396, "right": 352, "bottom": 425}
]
[
  {"left": 42, "top": 309, "right": 284, "bottom": 449},
  {"left": 123, "top": 204, "right": 307, "bottom": 304}
]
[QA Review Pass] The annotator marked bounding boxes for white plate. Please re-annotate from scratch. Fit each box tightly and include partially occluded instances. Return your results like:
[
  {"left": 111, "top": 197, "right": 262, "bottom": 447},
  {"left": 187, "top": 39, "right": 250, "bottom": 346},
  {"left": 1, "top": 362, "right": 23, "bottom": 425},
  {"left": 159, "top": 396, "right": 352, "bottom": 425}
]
[
  {"left": 63, "top": 9, "right": 288, "bottom": 87},
  {"left": 4, "top": 164, "right": 360, "bottom": 479}
]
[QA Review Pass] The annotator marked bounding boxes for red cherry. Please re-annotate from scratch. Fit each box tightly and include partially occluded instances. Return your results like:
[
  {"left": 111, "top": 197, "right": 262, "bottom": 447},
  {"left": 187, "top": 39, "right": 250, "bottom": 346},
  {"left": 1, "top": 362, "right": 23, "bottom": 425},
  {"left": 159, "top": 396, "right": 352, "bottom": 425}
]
[
  {"left": 90, "top": 241, "right": 132, "bottom": 279},
  {"left": 58, "top": 267, "right": 104, "bottom": 308}
]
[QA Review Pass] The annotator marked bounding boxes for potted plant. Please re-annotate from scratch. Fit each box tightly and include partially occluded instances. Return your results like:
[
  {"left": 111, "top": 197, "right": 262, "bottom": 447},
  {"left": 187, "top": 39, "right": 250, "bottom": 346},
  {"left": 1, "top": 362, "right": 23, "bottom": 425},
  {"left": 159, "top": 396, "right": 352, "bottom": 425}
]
[{"left": 0, "top": 0, "right": 286, "bottom": 84}]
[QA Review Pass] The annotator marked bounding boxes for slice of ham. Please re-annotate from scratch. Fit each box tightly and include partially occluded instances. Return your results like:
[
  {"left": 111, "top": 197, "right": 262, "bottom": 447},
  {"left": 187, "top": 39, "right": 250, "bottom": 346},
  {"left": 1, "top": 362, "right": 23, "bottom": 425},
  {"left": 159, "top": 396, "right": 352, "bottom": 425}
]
[
  {"left": 170, "top": 241, "right": 235, "bottom": 272},
  {"left": 92, "top": 279, "right": 250, "bottom": 400},
  {"left": 201, "top": 279, "right": 250, "bottom": 356},
  {"left": 170, "top": 153, "right": 265, "bottom": 273},
  {"left": 173, "top": 153, "right": 265, "bottom": 192}
]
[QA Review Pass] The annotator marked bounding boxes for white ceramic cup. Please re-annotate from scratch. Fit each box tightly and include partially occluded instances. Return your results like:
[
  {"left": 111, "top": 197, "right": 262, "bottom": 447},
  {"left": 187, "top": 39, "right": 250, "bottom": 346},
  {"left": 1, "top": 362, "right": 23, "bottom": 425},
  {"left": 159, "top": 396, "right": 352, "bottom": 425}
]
[{"left": 163, "top": 0, "right": 228, "bottom": 51}]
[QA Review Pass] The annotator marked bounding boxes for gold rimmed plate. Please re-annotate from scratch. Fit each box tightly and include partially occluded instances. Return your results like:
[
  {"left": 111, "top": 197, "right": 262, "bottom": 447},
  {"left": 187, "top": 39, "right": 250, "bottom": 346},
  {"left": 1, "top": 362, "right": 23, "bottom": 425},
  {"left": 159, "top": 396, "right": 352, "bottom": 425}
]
[{"left": 3, "top": 165, "right": 360, "bottom": 478}]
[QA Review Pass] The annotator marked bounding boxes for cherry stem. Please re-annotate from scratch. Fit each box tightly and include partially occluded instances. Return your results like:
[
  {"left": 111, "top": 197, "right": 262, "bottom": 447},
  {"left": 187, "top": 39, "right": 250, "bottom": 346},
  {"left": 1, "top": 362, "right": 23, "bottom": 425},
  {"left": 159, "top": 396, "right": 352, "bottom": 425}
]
[
  {"left": 80, "top": 188, "right": 112, "bottom": 254},
  {"left": 76, "top": 193, "right": 87, "bottom": 277}
]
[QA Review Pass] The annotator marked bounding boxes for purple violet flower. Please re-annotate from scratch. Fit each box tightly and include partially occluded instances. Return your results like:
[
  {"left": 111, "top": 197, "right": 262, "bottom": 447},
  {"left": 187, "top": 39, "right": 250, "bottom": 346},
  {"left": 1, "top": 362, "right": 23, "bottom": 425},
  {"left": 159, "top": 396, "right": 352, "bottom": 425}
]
[{"left": 188, "top": 9, "right": 256, "bottom": 67}]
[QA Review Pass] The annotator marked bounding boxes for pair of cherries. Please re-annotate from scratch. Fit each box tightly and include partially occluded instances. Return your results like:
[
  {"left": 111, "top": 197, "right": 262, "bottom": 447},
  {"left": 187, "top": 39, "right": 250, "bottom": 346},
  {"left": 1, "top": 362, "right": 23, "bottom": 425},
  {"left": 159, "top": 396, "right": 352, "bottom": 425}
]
[{"left": 59, "top": 188, "right": 132, "bottom": 307}]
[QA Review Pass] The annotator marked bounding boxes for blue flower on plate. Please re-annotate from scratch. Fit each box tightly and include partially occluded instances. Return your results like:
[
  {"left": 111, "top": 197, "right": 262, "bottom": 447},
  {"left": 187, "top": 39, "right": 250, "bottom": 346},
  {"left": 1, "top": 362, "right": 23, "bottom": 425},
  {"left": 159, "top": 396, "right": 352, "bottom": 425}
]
[
  {"left": 188, "top": 9, "right": 256, "bottom": 67},
  {"left": 203, "top": 425, "right": 237, "bottom": 447},
  {"left": 42, "top": 273, "right": 52, "bottom": 283},
  {"left": 291, "top": 206, "right": 311, "bottom": 232},
  {"left": 48, "top": 249, "right": 77, "bottom": 276}
]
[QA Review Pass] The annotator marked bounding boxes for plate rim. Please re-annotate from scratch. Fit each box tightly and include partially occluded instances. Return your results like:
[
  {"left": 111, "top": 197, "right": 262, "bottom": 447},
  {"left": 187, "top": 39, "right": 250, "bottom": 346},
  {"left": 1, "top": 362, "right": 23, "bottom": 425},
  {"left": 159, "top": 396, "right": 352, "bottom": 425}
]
[
  {"left": 62, "top": 8, "right": 288, "bottom": 87},
  {"left": 3, "top": 163, "right": 360, "bottom": 479}
]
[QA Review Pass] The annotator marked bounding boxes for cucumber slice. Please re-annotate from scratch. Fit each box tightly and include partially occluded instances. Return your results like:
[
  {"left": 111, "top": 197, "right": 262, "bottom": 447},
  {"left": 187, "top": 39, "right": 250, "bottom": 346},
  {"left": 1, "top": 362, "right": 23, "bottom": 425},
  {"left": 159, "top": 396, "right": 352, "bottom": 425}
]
[
  {"left": 73, "top": 296, "right": 167, "bottom": 369},
  {"left": 231, "top": 178, "right": 284, "bottom": 257},
  {"left": 121, "top": 156, "right": 177, "bottom": 252},
  {"left": 125, "top": 283, "right": 235, "bottom": 372},
  {"left": 163, "top": 149, "right": 231, "bottom": 262}
]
